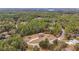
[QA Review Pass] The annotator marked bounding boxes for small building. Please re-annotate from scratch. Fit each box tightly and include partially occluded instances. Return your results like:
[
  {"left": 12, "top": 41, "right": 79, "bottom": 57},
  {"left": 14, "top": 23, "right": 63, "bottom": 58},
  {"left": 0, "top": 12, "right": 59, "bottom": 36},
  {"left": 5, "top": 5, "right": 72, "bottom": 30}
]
[
  {"left": 66, "top": 39, "right": 79, "bottom": 45},
  {"left": 71, "top": 34, "right": 79, "bottom": 37}
]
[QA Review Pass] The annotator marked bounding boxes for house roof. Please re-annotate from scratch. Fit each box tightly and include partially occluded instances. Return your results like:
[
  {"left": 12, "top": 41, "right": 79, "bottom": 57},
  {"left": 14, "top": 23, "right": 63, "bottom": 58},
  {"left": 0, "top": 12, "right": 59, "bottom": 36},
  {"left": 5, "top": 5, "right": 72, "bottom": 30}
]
[
  {"left": 66, "top": 39, "right": 79, "bottom": 45},
  {"left": 72, "top": 34, "right": 79, "bottom": 37}
]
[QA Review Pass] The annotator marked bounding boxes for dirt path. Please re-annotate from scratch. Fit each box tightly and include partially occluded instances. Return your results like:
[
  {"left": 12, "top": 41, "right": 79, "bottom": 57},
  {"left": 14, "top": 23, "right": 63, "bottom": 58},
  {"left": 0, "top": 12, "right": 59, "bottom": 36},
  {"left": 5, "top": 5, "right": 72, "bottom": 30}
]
[
  {"left": 58, "top": 29, "right": 65, "bottom": 40},
  {"left": 23, "top": 28, "right": 65, "bottom": 47}
]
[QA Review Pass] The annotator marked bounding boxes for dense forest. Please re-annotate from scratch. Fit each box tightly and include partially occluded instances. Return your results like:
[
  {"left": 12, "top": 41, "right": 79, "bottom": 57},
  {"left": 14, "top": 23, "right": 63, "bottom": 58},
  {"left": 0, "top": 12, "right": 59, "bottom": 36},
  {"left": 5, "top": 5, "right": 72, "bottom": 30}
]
[{"left": 0, "top": 10, "right": 79, "bottom": 51}]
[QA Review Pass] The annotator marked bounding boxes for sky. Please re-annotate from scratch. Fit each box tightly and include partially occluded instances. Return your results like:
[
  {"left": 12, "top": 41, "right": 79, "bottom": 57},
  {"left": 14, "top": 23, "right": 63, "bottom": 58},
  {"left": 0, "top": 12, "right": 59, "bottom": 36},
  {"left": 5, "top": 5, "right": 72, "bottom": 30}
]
[{"left": 0, "top": 0, "right": 79, "bottom": 8}]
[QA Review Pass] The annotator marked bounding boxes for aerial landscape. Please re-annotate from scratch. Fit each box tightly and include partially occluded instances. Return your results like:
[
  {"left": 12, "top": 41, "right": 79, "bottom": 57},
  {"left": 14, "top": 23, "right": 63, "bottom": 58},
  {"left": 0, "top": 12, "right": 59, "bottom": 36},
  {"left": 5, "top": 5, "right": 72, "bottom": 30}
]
[{"left": 0, "top": 8, "right": 79, "bottom": 51}]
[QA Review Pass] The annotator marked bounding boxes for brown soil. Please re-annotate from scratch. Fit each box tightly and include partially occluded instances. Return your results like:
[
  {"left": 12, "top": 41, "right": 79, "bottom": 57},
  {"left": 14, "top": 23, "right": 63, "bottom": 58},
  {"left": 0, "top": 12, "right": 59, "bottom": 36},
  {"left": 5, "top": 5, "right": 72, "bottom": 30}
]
[
  {"left": 23, "top": 33, "right": 56, "bottom": 43},
  {"left": 64, "top": 45, "right": 75, "bottom": 51}
]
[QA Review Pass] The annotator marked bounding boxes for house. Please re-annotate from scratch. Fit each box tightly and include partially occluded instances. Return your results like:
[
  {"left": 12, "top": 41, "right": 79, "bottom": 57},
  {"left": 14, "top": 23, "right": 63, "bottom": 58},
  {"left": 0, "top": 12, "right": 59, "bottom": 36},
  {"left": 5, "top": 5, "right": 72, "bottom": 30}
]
[
  {"left": 66, "top": 39, "right": 79, "bottom": 45},
  {"left": 72, "top": 34, "right": 79, "bottom": 37},
  {"left": 74, "top": 34, "right": 79, "bottom": 36}
]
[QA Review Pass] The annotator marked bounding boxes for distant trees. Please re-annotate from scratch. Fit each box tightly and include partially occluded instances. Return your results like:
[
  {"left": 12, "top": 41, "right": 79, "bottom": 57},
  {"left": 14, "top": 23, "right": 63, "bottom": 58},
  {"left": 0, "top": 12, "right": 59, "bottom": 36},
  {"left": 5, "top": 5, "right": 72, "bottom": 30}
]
[{"left": 13, "top": 16, "right": 19, "bottom": 24}]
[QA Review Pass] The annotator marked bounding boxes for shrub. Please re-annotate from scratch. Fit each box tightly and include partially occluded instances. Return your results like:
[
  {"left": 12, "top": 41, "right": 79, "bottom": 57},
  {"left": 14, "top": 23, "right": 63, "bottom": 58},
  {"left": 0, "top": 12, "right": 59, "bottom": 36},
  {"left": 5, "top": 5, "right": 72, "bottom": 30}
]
[
  {"left": 74, "top": 43, "right": 79, "bottom": 51},
  {"left": 33, "top": 45, "right": 40, "bottom": 51},
  {"left": 0, "top": 34, "right": 28, "bottom": 51},
  {"left": 39, "top": 39, "right": 49, "bottom": 49}
]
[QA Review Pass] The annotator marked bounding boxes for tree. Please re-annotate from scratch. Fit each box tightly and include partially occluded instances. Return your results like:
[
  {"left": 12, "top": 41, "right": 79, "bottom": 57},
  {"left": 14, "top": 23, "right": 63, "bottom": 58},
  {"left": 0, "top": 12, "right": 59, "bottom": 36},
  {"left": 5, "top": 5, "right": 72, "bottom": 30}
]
[
  {"left": 8, "top": 34, "right": 28, "bottom": 51},
  {"left": 17, "top": 19, "right": 47, "bottom": 36},
  {"left": 48, "top": 22, "right": 62, "bottom": 36},
  {"left": 48, "top": 44, "right": 55, "bottom": 51},
  {"left": 54, "top": 41, "right": 68, "bottom": 51},
  {"left": 33, "top": 46, "right": 40, "bottom": 51},
  {"left": 13, "top": 16, "right": 19, "bottom": 23},
  {"left": 39, "top": 39, "right": 49, "bottom": 49},
  {"left": 0, "top": 40, "right": 16, "bottom": 51},
  {"left": 74, "top": 43, "right": 79, "bottom": 51},
  {"left": 0, "top": 34, "right": 28, "bottom": 51},
  {"left": 53, "top": 39, "right": 58, "bottom": 45}
]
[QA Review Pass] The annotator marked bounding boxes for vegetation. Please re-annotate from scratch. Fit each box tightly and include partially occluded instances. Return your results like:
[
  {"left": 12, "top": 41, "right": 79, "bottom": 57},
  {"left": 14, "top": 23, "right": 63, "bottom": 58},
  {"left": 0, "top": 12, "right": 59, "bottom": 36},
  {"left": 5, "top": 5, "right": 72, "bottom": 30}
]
[
  {"left": 0, "top": 10, "right": 79, "bottom": 51},
  {"left": 0, "top": 34, "right": 28, "bottom": 51},
  {"left": 33, "top": 46, "right": 40, "bottom": 51},
  {"left": 39, "top": 39, "right": 49, "bottom": 49},
  {"left": 17, "top": 19, "right": 48, "bottom": 36},
  {"left": 74, "top": 43, "right": 79, "bottom": 51}
]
